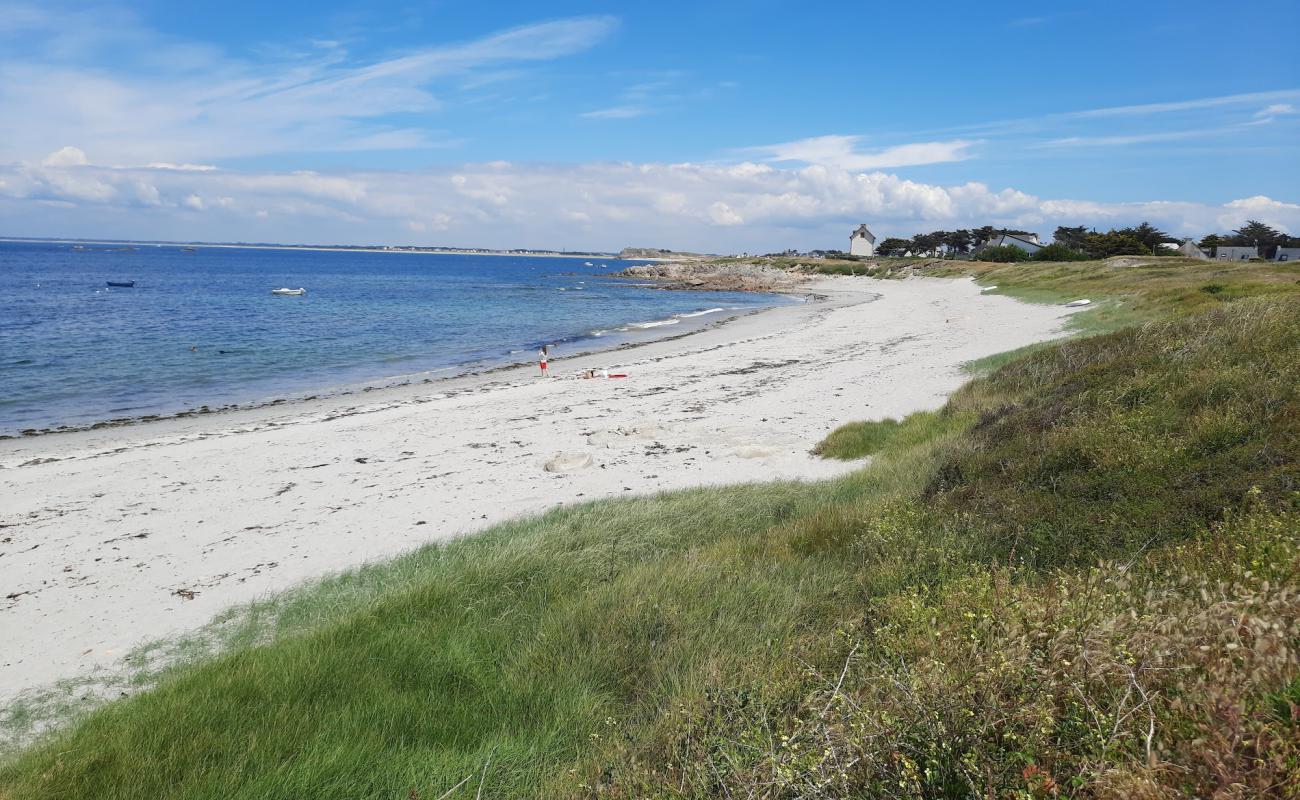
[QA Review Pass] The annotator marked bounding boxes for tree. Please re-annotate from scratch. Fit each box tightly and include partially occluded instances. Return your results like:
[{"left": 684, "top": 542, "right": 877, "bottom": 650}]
[
  {"left": 944, "top": 229, "right": 974, "bottom": 255},
  {"left": 1120, "top": 221, "right": 1172, "bottom": 252},
  {"left": 1053, "top": 226, "right": 1089, "bottom": 250},
  {"left": 1082, "top": 230, "right": 1151, "bottom": 258},
  {"left": 1228, "top": 220, "right": 1284, "bottom": 257},
  {"left": 875, "top": 237, "right": 911, "bottom": 257},
  {"left": 910, "top": 232, "right": 944, "bottom": 257},
  {"left": 972, "top": 226, "right": 998, "bottom": 247}
]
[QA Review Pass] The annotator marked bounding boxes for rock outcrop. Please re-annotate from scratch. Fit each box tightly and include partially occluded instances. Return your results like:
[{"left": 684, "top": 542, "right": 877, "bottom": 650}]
[{"left": 613, "top": 261, "right": 808, "bottom": 292}]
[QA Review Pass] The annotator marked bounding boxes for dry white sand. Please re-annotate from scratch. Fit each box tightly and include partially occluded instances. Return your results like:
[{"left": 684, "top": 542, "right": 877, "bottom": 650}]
[{"left": 0, "top": 275, "right": 1074, "bottom": 707}]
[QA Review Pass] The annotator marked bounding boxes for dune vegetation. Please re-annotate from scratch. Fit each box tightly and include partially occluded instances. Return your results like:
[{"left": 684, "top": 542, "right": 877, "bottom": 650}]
[{"left": 1, "top": 257, "right": 1298, "bottom": 799}]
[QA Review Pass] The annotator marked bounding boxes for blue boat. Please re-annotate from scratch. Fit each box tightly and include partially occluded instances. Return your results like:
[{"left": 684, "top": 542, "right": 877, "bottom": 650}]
[{"left": 106, "top": 281, "right": 136, "bottom": 288}]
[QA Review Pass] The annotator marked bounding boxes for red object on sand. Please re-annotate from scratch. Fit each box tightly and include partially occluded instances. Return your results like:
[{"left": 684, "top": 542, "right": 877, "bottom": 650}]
[{"left": 608, "top": 374, "right": 627, "bottom": 378}]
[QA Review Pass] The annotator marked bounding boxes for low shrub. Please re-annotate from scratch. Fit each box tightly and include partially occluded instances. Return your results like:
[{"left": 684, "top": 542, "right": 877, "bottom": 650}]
[
  {"left": 633, "top": 508, "right": 1300, "bottom": 798},
  {"left": 930, "top": 299, "right": 1300, "bottom": 567},
  {"left": 977, "top": 244, "right": 1031, "bottom": 262},
  {"left": 1030, "top": 242, "right": 1090, "bottom": 261}
]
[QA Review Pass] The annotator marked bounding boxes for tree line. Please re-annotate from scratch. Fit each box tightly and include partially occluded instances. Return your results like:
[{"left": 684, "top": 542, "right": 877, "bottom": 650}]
[{"left": 870, "top": 220, "right": 1298, "bottom": 261}]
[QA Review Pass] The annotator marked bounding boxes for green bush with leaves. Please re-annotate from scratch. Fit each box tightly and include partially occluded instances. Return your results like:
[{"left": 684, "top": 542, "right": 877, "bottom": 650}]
[
  {"left": 976, "top": 244, "right": 1032, "bottom": 262},
  {"left": 1030, "top": 242, "right": 1090, "bottom": 261}
]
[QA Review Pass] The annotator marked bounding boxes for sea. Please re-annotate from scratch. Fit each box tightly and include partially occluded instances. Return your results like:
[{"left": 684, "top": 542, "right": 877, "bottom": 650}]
[{"left": 0, "top": 241, "right": 789, "bottom": 435}]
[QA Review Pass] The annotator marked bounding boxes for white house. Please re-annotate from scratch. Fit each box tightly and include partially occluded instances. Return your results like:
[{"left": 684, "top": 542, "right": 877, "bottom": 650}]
[
  {"left": 1216, "top": 246, "right": 1259, "bottom": 261},
  {"left": 982, "top": 232, "right": 1042, "bottom": 255},
  {"left": 1175, "top": 238, "right": 1209, "bottom": 260},
  {"left": 849, "top": 224, "right": 876, "bottom": 256},
  {"left": 1274, "top": 247, "right": 1300, "bottom": 262}
]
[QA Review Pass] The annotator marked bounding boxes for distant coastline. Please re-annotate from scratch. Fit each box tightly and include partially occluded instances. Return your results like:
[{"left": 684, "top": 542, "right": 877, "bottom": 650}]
[{"left": 0, "top": 236, "right": 616, "bottom": 260}]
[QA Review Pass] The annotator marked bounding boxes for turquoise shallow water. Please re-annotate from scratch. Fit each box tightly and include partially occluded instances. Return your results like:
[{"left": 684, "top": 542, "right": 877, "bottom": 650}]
[{"left": 0, "top": 241, "right": 786, "bottom": 434}]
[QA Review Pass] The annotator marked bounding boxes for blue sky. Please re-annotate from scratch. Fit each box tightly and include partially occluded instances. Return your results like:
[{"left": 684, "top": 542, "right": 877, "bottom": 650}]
[{"left": 1, "top": 0, "right": 1297, "bottom": 251}]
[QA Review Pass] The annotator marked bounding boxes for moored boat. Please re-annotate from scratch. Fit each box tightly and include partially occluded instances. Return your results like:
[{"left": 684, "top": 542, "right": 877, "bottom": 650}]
[
  {"left": 271, "top": 287, "right": 306, "bottom": 296},
  {"left": 106, "top": 280, "right": 136, "bottom": 288}
]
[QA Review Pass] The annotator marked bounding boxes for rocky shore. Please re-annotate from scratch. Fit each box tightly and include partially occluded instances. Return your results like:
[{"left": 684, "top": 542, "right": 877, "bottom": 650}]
[{"left": 613, "top": 261, "right": 810, "bottom": 292}]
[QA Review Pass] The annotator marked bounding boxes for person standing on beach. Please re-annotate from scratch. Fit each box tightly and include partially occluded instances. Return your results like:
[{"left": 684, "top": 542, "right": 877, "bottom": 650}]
[{"left": 538, "top": 345, "right": 550, "bottom": 377}]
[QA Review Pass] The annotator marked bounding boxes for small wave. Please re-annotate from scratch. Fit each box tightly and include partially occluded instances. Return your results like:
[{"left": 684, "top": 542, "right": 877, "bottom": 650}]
[
  {"left": 678, "top": 307, "right": 725, "bottom": 318},
  {"left": 628, "top": 318, "right": 681, "bottom": 329}
]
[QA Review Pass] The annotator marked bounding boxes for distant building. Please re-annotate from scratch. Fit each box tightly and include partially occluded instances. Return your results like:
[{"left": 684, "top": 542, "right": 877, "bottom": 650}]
[
  {"left": 1216, "top": 246, "right": 1259, "bottom": 261},
  {"left": 980, "top": 232, "right": 1043, "bottom": 255},
  {"left": 1175, "top": 238, "right": 1209, "bottom": 260},
  {"left": 849, "top": 224, "right": 876, "bottom": 256},
  {"left": 1275, "top": 247, "right": 1300, "bottom": 262}
]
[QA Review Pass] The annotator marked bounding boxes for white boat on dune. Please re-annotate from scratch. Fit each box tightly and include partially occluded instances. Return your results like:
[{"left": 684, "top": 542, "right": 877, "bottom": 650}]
[{"left": 271, "top": 287, "right": 306, "bottom": 296}]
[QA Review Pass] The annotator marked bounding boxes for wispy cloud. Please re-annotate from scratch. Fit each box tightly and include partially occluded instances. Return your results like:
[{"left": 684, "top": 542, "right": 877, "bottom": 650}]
[
  {"left": 0, "top": 6, "right": 618, "bottom": 163},
  {"left": 580, "top": 106, "right": 652, "bottom": 119},
  {"left": 1065, "top": 89, "right": 1300, "bottom": 118},
  {"left": 1250, "top": 102, "right": 1299, "bottom": 125},
  {"left": 747, "top": 135, "right": 977, "bottom": 170},
  {"left": 1043, "top": 126, "right": 1242, "bottom": 147},
  {"left": 579, "top": 71, "right": 730, "bottom": 121}
]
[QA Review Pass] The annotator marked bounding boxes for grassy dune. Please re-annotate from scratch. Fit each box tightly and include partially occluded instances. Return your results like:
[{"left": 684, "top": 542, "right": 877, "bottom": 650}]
[{"left": 2, "top": 260, "right": 1298, "bottom": 798}]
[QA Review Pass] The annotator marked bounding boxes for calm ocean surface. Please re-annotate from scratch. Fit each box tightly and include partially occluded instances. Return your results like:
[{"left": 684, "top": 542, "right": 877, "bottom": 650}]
[{"left": 0, "top": 241, "right": 787, "bottom": 434}]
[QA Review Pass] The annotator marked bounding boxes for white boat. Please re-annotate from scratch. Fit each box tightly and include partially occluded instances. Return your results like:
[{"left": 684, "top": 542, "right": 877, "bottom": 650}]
[
  {"left": 271, "top": 287, "right": 306, "bottom": 296},
  {"left": 583, "top": 261, "right": 594, "bottom": 266}
]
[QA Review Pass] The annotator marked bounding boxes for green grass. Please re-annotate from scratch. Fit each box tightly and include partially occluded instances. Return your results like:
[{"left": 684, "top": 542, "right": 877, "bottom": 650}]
[
  {"left": 812, "top": 410, "right": 966, "bottom": 461},
  {"left": 812, "top": 417, "right": 903, "bottom": 459},
  {"left": 933, "top": 255, "right": 1300, "bottom": 332},
  {"left": 960, "top": 340, "right": 1055, "bottom": 375},
  {"left": 3, "top": 261, "right": 1300, "bottom": 799}
]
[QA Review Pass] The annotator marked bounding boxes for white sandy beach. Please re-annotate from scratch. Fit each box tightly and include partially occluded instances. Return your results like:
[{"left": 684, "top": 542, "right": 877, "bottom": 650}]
[{"left": 0, "top": 275, "right": 1074, "bottom": 708}]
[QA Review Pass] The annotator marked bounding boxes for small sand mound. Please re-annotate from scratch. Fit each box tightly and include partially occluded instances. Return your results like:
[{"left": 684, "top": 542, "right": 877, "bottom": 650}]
[{"left": 544, "top": 452, "right": 594, "bottom": 473}]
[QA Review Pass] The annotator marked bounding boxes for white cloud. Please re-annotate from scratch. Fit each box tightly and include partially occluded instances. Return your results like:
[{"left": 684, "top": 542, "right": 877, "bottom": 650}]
[
  {"left": 4, "top": 157, "right": 1295, "bottom": 251},
  {"left": 41, "top": 145, "right": 88, "bottom": 167},
  {"left": 749, "top": 135, "right": 976, "bottom": 170},
  {"left": 142, "top": 162, "right": 219, "bottom": 172}
]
